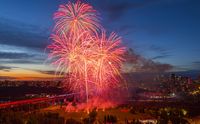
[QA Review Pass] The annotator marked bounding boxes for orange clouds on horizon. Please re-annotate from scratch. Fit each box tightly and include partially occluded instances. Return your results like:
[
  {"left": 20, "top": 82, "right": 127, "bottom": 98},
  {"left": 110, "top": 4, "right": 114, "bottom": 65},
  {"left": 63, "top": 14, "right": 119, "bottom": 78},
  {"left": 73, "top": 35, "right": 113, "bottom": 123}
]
[{"left": 0, "top": 68, "right": 62, "bottom": 80}]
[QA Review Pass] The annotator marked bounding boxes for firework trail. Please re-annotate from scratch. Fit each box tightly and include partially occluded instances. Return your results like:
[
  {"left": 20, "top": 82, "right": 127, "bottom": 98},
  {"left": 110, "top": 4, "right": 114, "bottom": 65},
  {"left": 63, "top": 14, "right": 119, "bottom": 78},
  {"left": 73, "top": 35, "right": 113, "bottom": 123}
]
[
  {"left": 48, "top": 1, "right": 126, "bottom": 111},
  {"left": 91, "top": 31, "right": 125, "bottom": 92},
  {"left": 48, "top": 31, "right": 95, "bottom": 92}
]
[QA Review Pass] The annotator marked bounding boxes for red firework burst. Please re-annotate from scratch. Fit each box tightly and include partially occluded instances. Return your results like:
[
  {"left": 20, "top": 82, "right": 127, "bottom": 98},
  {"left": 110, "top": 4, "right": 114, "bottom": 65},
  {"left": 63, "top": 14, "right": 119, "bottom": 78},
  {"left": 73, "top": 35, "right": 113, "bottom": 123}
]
[
  {"left": 48, "top": 1, "right": 126, "bottom": 111},
  {"left": 54, "top": 1, "right": 101, "bottom": 35}
]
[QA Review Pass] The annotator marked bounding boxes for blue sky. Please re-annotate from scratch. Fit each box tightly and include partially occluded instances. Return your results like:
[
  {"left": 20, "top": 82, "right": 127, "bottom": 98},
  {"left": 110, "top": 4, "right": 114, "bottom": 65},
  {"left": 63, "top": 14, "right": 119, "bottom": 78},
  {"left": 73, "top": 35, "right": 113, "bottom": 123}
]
[{"left": 0, "top": 0, "right": 200, "bottom": 79}]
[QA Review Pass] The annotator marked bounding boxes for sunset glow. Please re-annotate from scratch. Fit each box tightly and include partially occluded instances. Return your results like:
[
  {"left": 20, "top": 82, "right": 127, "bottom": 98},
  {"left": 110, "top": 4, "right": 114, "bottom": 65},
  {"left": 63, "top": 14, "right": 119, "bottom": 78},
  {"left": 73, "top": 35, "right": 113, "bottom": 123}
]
[{"left": 0, "top": 69, "right": 61, "bottom": 80}]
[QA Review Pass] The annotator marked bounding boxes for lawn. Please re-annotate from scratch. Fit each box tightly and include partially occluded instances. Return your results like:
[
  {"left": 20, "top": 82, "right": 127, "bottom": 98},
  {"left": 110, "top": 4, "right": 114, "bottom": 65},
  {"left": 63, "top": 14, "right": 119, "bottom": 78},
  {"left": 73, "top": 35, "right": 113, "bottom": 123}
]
[{"left": 41, "top": 105, "right": 154, "bottom": 123}]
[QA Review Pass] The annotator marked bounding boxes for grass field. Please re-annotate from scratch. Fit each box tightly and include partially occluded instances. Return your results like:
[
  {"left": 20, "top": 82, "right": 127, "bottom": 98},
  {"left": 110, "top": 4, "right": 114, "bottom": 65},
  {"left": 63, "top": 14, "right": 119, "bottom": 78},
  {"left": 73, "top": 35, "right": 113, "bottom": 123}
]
[{"left": 41, "top": 105, "right": 154, "bottom": 123}]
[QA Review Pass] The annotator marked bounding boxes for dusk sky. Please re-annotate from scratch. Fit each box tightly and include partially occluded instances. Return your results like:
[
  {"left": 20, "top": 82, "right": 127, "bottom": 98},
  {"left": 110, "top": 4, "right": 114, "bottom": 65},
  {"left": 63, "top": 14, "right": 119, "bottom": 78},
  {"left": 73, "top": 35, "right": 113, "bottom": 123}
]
[{"left": 0, "top": 0, "right": 200, "bottom": 80}]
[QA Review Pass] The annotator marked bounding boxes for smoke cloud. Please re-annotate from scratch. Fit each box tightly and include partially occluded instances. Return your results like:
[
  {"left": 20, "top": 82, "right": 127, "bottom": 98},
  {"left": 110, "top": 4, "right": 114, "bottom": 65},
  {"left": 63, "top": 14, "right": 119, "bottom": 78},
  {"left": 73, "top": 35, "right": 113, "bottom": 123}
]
[{"left": 123, "top": 48, "right": 173, "bottom": 73}]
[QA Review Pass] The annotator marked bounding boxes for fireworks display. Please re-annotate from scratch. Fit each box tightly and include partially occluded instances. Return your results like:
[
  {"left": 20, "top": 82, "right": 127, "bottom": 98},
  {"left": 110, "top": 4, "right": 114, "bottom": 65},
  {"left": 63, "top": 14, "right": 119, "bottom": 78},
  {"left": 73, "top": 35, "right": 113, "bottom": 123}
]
[{"left": 48, "top": 1, "right": 126, "bottom": 111}]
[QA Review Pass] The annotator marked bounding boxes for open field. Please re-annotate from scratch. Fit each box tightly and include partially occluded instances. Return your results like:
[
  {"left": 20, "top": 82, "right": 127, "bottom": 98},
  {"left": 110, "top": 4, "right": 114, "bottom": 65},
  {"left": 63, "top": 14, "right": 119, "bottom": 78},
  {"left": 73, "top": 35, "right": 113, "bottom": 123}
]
[{"left": 41, "top": 105, "right": 155, "bottom": 123}]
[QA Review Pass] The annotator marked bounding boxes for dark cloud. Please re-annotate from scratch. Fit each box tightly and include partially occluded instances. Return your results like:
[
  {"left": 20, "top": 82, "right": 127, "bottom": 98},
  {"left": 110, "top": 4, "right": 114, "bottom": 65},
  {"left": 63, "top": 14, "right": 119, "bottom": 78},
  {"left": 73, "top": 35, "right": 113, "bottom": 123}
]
[
  {"left": 0, "top": 18, "right": 50, "bottom": 50},
  {"left": 0, "top": 59, "right": 44, "bottom": 64},
  {"left": 148, "top": 45, "right": 171, "bottom": 60},
  {"left": 149, "top": 45, "right": 168, "bottom": 54},
  {"left": 193, "top": 61, "right": 200, "bottom": 64},
  {"left": 0, "top": 52, "right": 35, "bottom": 59},
  {"left": 0, "top": 18, "right": 50, "bottom": 66},
  {"left": 0, "top": 51, "right": 46, "bottom": 64},
  {"left": 0, "top": 65, "right": 12, "bottom": 70},
  {"left": 97, "top": 0, "right": 158, "bottom": 21},
  {"left": 38, "top": 70, "right": 56, "bottom": 75},
  {"left": 0, "top": 65, "right": 17, "bottom": 71},
  {"left": 38, "top": 70, "right": 64, "bottom": 75},
  {"left": 124, "top": 48, "right": 173, "bottom": 72},
  {"left": 152, "top": 55, "right": 170, "bottom": 60}
]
